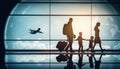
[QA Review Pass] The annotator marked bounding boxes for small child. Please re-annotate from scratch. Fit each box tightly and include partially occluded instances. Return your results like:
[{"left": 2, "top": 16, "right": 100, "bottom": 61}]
[
  {"left": 87, "top": 36, "right": 94, "bottom": 50},
  {"left": 76, "top": 32, "right": 85, "bottom": 52}
]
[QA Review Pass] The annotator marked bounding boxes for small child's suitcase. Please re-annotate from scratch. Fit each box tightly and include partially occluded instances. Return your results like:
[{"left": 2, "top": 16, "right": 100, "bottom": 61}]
[{"left": 56, "top": 41, "right": 68, "bottom": 52}]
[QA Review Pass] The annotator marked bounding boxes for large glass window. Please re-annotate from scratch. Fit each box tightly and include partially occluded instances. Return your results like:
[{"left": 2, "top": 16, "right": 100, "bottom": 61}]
[{"left": 5, "top": 0, "right": 120, "bottom": 69}]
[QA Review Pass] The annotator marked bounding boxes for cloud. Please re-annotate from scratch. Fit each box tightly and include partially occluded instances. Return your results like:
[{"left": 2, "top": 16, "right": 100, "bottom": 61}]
[
  {"left": 109, "top": 23, "right": 120, "bottom": 37},
  {"left": 113, "top": 43, "right": 120, "bottom": 50},
  {"left": 10, "top": 38, "right": 50, "bottom": 62},
  {"left": 13, "top": 41, "right": 49, "bottom": 49},
  {"left": 22, "top": 5, "right": 31, "bottom": 14},
  {"left": 14, "top": 55, "right": 49, "bottom": 62},
  {"left": 13, "top": 41, "right": 49, "bottom": 62},
  {"left": 112, "top": 43, "right": 120, "bottom": 60}
]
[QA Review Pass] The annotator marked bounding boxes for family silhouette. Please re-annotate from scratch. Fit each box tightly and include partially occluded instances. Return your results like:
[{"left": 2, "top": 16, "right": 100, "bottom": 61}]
[
  {"left": 56, "top": 18, "right": 105, "bottom": 69},
  {"left": 56, "top": 18, "right": 103, "bottom": 52}
]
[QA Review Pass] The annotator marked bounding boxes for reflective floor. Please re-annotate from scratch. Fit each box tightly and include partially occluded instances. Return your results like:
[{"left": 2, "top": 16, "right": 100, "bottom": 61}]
[{"left": 5, "top": 50, "right": 120, "bottom": 69}]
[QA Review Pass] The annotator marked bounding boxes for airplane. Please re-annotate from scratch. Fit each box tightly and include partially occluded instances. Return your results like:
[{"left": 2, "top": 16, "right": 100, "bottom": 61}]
[{"left": 29, "top": 28, "right": 43, "bottom": 34}]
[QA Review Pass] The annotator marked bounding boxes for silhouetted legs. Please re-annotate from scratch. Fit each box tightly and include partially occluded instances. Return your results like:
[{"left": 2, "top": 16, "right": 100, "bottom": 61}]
[
  {"left": 65, "top": 36, "right": 73, "bottom": 52},
  {"left": 78, "top": 45, "right": 83, "bottom": 52},
  {"left": 64, "top": 54, "right": 75, "bottom": 69},
  {"left": 92, "top": 43, "right": 96, "bottom": 50},
  {"left": 87, "top": 44, "right": 93, "bottom": 50},
  {"left": 97, "top": 43, "right": 103, "bottom": 50},
  {"left": 92, "top": 42, "right": 103, "bottom": 52},
  {"left": 87, "top": 54, "right": 94, "bottom": 68},
  {"left": 78, "top": 54, "right": 83, "bottom": 69},
  {"left": 94, "top": 54, "right": 102, "bottom": 69},
  {"left": 87, "top": 47, "right": 92, "bottom": 51},
  {"left": 76, "top": 54, "right": 86, "bottom": 69}
]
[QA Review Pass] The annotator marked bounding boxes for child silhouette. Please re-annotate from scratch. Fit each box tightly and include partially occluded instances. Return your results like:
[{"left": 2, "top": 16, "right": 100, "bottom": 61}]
[
  {"left": 87, "top": 36, "right": 94, "bottom": 50},
  {"left": 76, "top": 32, "right": 86, "bottom": 52}
]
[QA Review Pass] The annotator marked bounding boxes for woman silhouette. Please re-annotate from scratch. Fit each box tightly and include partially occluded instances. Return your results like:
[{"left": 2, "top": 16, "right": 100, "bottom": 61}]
[{"left": 92, "top": 22, "right": 103, "bottom": 52}]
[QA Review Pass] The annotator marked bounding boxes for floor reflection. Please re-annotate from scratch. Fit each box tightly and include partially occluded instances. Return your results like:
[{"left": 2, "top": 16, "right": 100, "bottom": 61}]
[
  {"left": 6, "top": 51, "right": 120, "bottom": 69},
  {"left": 56, "top": 53, "right": 104, "bottom": 69}
]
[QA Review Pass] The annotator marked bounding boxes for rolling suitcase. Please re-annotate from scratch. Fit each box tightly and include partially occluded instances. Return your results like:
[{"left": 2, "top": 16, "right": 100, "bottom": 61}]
[{"left": 56, "top": 41, "right": 68, "bottom": 52}]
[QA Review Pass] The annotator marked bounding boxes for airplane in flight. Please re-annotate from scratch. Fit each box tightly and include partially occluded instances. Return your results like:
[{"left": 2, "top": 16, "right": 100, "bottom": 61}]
[{"left": 29, "top": 28, "right": 43, "bottom": 34}]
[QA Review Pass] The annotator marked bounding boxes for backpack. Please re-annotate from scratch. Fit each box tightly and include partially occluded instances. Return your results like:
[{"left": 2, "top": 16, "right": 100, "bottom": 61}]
[{"left": 63, "top": 24, "right": 69, "bottom": 35}]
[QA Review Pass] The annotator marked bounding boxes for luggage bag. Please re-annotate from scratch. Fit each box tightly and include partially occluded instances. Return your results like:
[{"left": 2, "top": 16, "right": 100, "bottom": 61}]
[{"left": 56, "top": 41, "right": 68, "bottom": 51}]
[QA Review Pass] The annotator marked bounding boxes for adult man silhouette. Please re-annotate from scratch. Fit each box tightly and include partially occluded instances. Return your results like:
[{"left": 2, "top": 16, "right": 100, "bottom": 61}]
[{"left": 64, "top": 18, "right": 75, "bottom": 52}]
